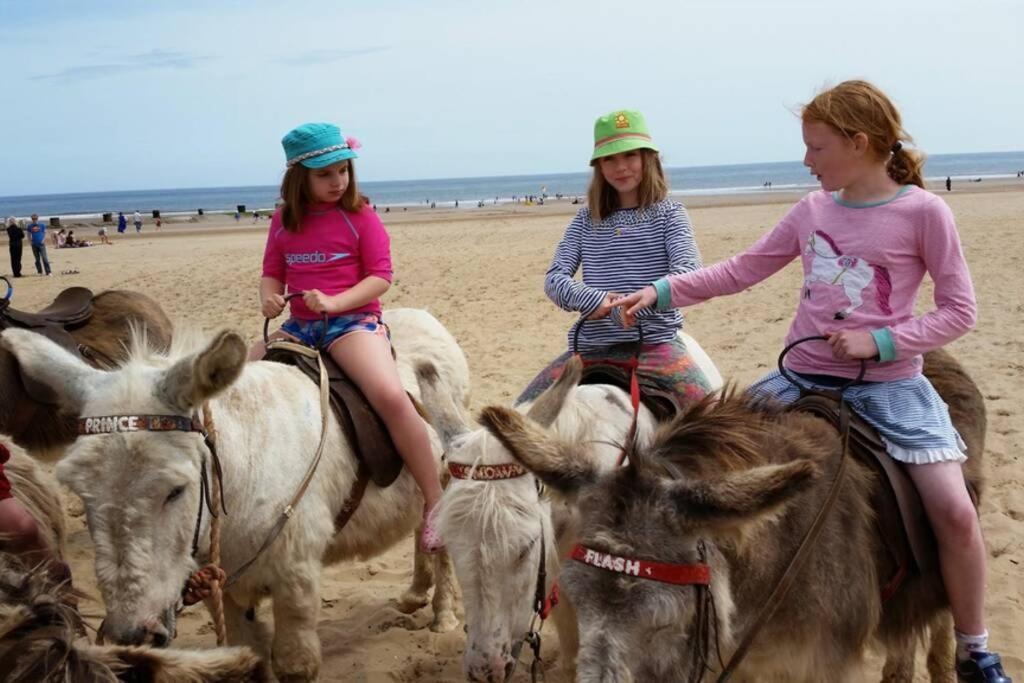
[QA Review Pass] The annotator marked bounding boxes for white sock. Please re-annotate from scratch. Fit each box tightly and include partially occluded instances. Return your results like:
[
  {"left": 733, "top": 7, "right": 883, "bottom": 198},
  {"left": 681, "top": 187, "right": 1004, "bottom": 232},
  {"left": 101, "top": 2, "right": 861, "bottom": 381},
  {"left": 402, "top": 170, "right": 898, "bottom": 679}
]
[{"left": 954, "top": 629, "right": 989, "bottom": 661}]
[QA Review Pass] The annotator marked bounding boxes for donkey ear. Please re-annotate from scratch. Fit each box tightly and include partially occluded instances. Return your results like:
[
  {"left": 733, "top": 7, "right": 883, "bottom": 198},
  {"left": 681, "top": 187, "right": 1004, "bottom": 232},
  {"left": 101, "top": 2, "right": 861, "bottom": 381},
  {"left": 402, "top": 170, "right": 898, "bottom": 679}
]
[
  {"left": 667, "top": 460, "right": 821, "bottom": 531},
  {"left": 525, "top": 355, "right": 583, "bottom": 428},
  {"left": 157, "top": 331, "right": 246, "bottom": 412},
  {"left": 1, "top": 328, "right": 103, "bottom": 414},
  {"left": 415, "top": 361, "right": 471, "bottom": 451},
  {"left": 478, "top": 405, "right": 599, "bottom": 496}
]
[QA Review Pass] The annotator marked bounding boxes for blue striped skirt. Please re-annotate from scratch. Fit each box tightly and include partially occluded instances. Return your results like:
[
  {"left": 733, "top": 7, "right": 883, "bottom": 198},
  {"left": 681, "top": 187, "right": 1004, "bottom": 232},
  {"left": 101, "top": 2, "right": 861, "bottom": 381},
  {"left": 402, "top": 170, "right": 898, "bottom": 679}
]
[{"left": 748, "top": 370, "right": 967, "bottom": 464}]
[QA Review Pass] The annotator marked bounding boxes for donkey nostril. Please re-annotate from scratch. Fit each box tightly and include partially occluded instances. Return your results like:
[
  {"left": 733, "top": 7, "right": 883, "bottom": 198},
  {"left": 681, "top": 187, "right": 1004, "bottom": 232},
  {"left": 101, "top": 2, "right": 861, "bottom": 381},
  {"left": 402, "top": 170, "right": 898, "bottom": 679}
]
[
  {"left": 504, "top": 660, "right": 515, "bottom": 678},
  {"left": 151, "top": 630, "right": 169, "bottom": 647}
]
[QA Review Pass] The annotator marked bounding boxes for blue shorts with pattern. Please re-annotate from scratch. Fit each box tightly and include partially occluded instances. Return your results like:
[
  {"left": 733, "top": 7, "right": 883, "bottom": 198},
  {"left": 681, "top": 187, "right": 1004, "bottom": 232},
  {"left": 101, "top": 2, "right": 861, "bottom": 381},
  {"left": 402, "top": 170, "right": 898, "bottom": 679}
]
[
  {"left": 280, "top": 313, "right": 386, "bottom": 351},
  {"left": 748, "top": 369, "right": 967, "bottom": 465}
]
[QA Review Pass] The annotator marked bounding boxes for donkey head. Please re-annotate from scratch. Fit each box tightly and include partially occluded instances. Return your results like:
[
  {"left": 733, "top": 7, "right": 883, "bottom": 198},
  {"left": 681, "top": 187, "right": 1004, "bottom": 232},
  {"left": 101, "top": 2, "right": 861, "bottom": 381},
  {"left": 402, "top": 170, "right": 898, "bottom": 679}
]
[
  {"left": 1, "top": 328, "right": 246, "bottom": 648},
  {"left": 416, "top": 357, "right": 584, "bottom": 683},
  {"left": 479, "top": 395, "right": 820, "bottom": 681}
]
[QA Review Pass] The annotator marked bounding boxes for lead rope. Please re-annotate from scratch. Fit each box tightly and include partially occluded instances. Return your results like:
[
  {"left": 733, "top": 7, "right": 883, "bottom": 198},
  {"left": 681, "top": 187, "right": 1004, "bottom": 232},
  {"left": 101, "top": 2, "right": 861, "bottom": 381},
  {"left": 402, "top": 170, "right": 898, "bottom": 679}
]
[{"left": 202, "top": 405, "right": 228, "bottom": 647}]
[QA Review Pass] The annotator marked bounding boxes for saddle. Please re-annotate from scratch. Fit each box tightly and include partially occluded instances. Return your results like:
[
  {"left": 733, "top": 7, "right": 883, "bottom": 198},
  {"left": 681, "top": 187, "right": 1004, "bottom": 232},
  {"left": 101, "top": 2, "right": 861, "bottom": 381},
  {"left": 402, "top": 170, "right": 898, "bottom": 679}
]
[
  {"left": 263, "top": 343, "right": 404, "bottom": 488},
  {"left": 577, "top": 355, "right": 682, "bottom": 421},
  {"left": 0, "top": 286, "right": 94, "bottom": 353},
  {"left": 790, "top": 392, "right": 937, "bottom": 599}
]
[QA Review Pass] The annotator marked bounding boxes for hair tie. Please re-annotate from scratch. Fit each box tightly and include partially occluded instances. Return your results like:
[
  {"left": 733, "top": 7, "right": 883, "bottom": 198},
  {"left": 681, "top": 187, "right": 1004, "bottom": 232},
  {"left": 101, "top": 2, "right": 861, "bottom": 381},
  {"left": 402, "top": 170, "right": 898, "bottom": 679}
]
[{"left": 891, "top": 141, "right": 903, "bottom": 153}]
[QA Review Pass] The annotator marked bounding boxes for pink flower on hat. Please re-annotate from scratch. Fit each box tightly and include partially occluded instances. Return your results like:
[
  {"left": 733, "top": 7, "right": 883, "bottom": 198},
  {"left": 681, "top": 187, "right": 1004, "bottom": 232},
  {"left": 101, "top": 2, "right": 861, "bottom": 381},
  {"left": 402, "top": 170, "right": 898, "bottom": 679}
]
[{"left": 345, "top": 136, "right": 362, "bottom": 151}]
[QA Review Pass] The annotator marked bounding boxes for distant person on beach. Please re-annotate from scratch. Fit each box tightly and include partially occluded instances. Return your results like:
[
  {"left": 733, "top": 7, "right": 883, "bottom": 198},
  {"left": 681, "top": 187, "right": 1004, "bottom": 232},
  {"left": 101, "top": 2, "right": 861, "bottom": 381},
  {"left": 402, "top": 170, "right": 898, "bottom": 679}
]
[
  {"left": 97, "top": 225, "right": 112, "bottom": 245},
  {"left": 55, "top": 229, "right": 67, "bottom": 248},
  {"left": 251, "top": 121, "right": 444, "bottom": 555},
  {"left": 133, "top": 211, "right": 142, "bottom": 233},
  {"left": 117, "top": 211, "right": 127, "bottom": 233},
  {"left": 519, "top": 108, "right": 712, "bottom": 409},
  {"left": 234, "top": 211, "right": 241, "bottom": 222},
  {"left": 6, "top": 216, "right": 24, "bottom": 277},
  {"left": 155, "top": 216, "right": 162, "bottom": 230},
  {"left": 946, "top": 175, "right": 952, "bottom": 192},
  {"left": 26, "top": 214, "right": 51, "bottom": 276},
  {"left": 614, "top": 80, "right": 1011, "bottom": 683}
]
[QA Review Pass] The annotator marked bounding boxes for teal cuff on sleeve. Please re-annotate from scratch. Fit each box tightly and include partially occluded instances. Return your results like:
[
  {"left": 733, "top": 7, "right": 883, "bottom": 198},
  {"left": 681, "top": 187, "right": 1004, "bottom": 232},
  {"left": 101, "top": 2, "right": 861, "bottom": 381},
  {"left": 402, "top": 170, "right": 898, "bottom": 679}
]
[
  {"left": 870, "top": 328, "right": 896, "bottom": 362},
  {"left": 653, "top": 278, "right": 672, "bottom": 310}
]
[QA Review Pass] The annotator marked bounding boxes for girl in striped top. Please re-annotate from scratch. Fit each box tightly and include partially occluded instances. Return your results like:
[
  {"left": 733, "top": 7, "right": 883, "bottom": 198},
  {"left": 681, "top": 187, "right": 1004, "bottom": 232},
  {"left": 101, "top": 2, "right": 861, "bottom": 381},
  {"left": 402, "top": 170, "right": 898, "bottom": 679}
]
[
  {"left": 518, "top": 109, "right": 714, "bottom": 407},
  {"left": 616, "top": 81, "right": 1009, "bottom": 682}
]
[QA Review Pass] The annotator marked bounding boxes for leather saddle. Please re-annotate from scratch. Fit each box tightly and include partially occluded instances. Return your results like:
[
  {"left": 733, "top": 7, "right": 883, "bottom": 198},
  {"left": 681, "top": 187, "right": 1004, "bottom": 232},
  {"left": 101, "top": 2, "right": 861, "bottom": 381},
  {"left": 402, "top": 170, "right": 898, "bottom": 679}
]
[
  {"left": 0, "top": 286, "right": 95, "bottom": 353},
  {"left": 790, "top": 391, "right": 939, "bottom": 600},
  {"left": 578, "top": 360, "right": 682, "bottom": 421},
  {"left": 263, "top": 344, "right": 404, "bottom": 488}
]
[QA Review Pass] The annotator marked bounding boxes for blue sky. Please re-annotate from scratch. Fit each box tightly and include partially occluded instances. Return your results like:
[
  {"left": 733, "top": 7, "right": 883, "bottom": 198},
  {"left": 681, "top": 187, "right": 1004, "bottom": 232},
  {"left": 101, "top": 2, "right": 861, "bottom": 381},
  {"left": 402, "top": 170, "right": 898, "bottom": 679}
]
[{"left": 1, "top": 0, "right": 1021, "bottom": 195}]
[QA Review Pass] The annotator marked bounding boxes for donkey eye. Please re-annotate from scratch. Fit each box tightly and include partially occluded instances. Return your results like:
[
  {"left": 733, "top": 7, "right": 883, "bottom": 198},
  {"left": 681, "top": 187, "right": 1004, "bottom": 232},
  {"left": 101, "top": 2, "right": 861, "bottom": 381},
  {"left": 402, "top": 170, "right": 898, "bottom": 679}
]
[{"left": 165, "top": 485, "right": 186, "bottom": 504}]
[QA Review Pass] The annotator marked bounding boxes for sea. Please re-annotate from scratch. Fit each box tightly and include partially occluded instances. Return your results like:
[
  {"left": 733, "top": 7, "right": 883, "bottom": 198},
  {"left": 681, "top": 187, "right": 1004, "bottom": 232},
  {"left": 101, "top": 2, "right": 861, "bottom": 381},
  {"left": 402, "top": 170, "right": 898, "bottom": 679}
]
[{"left": 2, "top": 150, "right": 1022, "bottom": 220}]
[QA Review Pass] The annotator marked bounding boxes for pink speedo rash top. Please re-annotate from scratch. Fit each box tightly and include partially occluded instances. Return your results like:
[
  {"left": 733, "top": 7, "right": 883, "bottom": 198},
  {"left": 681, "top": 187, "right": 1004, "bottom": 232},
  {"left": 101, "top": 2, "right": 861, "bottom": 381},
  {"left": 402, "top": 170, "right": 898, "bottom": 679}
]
[
  {"left": 659, "top": 187, "right": 976, "bottom": 381},
  {"left": 261, "top": 202, "right": 393, "bottom": 320}
]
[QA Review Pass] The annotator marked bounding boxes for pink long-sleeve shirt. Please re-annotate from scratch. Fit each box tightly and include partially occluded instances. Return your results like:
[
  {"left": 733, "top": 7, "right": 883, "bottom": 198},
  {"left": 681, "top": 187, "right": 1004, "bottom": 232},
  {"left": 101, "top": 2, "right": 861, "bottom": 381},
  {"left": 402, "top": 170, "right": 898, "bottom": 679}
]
[
  {"left": 655, "top": 186, "right": 976, "bottom": 381},
  {"left": 262, "top": 203, "right": 393, "bottom": 320}
]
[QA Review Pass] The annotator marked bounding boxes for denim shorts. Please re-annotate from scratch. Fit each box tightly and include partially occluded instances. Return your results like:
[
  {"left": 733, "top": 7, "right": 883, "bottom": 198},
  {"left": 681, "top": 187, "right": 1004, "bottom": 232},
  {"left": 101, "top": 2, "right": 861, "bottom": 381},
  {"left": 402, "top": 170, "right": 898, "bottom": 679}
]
[{"left": 280, "top": 313, "right": 387, "bottom": 351}]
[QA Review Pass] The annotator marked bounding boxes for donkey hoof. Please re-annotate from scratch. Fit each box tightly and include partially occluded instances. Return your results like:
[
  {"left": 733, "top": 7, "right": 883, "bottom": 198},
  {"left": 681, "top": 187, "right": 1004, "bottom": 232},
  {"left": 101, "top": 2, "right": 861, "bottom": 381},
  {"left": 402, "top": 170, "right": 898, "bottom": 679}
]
[
  {"left": 430, "top": 610, "right": 459, "bottom": 633},
  {"left": 396, "top": 590, "right": 430, "bottom": 614}
]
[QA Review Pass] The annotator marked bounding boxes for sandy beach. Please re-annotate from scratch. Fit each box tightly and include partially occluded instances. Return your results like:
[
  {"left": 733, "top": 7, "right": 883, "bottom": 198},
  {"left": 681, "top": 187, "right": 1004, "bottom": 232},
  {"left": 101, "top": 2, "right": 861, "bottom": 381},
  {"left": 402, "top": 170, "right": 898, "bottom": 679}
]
[{"left": 4, "top": 182, "right": 1022, "bottom": 681}]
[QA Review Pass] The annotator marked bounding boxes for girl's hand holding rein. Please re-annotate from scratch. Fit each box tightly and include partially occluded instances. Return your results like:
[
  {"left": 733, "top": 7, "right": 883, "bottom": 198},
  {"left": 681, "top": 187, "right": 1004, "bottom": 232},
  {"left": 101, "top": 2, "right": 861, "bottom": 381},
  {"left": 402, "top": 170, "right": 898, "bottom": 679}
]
[
  {"left": 261, "top": 292, "right": 286, "bottom": 318},
  {"left": 302, "top": 289, "right": 336, "bottom": 314},
  {"left": 612, "top": 286, "right": 658, "bottom": 327},
  {"left": 586, "top": 291, "right": 622, "bottom": 321},
  {"left": 825, "top": 328, "right": 879, "bottom": 360}
]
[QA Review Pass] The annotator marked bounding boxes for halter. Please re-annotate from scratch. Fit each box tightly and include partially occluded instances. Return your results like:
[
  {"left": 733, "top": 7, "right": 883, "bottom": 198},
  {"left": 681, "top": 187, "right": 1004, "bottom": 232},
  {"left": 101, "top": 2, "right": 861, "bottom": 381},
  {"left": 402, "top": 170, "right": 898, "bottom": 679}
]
[
  {"left": 570, "top": 540, "right": 723, "bottom": 683},
  {"left": 448, "top": 460, "right": 554, "bottom": 681}
]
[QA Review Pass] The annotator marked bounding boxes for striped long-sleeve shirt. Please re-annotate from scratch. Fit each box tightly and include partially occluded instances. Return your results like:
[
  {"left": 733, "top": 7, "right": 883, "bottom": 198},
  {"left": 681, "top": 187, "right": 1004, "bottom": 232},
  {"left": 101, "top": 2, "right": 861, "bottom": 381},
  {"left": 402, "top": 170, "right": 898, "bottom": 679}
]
[{"left": 544, "top": 199, "right": 702, "bottom": 352}]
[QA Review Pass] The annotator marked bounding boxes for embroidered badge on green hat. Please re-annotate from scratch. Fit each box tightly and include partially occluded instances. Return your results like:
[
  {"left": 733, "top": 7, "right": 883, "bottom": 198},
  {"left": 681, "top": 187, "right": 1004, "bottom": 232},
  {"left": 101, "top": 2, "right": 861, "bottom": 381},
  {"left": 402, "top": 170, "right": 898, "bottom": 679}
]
[{"left": 591, "top": 110, "right": 658, "bottom": 162}]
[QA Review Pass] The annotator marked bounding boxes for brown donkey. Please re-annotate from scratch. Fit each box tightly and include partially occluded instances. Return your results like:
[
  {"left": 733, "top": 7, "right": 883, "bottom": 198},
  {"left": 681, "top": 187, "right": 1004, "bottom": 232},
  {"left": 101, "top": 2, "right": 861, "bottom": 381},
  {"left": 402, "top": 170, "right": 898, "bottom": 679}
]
[{"left": 479, "top": 349, "right": 984, "bottom": 682}]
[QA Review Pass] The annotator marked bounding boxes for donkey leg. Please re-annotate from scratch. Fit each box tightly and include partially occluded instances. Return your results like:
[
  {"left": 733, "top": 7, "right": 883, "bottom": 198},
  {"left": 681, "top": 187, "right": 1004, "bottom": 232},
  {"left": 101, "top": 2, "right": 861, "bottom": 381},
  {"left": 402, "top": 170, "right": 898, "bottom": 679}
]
[
  {"left": 880, "top": 636, "right": 916, "bottom": 683},
  {"left": 397, "top": 534, "right": 433, "bottom": 613},
  {"left": 270, "top": 564, "right": 322, "bottom": 683},
  {"left": 429, "top": 549, "right": 459, "bottom": 632},
  {"left": 926, "top": 612, "right": 956, "bottom": 683},
  {"left": 219, "top": 590, "right": 270, "bottom": 661},
  {"left": 550, "top": 591, "right": 579, "bottom": 682}
]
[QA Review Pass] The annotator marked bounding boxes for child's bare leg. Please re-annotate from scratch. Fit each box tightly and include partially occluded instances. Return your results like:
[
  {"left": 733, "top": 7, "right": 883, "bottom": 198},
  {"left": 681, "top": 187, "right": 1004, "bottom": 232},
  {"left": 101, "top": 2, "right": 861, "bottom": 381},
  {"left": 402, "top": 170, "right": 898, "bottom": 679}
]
[
  {"left": 906, "top": 461, "right": 986, "bottom": 633},
  {"left": 328, "top": 332, "right": 442, "bottom": 508}
]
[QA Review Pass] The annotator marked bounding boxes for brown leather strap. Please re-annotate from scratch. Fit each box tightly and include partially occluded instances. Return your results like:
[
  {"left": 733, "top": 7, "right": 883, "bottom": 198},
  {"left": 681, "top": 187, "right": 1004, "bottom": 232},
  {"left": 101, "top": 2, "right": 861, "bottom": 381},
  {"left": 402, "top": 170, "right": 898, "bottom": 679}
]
[
  {"left": 717, "top": 402, "right": 851, "bottom": 681},
  {"left": 225, "top": 340, "right": 333, "bottom": 587}
]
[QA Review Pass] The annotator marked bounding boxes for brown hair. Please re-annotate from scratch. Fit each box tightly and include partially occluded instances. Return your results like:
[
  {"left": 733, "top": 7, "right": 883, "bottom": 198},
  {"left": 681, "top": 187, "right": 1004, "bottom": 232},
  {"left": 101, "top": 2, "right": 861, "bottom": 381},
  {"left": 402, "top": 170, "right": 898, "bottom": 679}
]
[
  {"left": 278, "top": 160, "right": 366, "bottom": 232},
  {"left": 586, "top": 149, "right": 669, "bottom": 223},
  {"left": 802, "top": 80, "right": 925, "bottom": 188}
]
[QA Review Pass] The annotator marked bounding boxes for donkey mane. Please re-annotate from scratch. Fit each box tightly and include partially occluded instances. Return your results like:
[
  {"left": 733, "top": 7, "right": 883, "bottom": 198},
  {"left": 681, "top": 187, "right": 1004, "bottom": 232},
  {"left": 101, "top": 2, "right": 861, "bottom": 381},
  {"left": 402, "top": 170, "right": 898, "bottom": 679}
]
[{"left": 632, "top": 384, "right": 787, "bottom": 478}]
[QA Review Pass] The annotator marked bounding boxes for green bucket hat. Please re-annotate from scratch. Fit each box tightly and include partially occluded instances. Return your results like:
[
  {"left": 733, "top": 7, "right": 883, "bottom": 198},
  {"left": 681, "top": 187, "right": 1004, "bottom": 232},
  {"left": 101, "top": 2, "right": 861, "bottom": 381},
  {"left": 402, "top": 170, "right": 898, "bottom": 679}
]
[{"left": 591, "top": 110, "right": 658, "bottom": 162}]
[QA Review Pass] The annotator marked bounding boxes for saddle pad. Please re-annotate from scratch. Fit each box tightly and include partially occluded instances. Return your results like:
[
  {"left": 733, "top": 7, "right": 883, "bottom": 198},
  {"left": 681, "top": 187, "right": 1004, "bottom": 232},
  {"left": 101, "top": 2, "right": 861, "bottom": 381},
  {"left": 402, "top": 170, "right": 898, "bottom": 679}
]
[
  {"left": 263, "top": 345, "right": 404, "bottom": 488},
  {"left": 791, "top": 393, "right": 937, "bottom": 575}
]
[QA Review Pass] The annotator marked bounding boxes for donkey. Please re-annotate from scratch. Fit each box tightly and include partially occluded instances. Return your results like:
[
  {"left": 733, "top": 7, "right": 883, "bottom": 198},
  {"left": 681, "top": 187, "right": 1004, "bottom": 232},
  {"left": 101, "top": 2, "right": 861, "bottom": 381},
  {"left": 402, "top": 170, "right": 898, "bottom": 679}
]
[
  {"left": 417, "top": 332, "right": 722, "bottom": 682},
  {"left": 0, "top": 308, "right": 464, "bottom": 683},
  {"left": 478, "top": 349, "right": 985, "bottom": 682},
  {"left": 1, "top": 438, "right": 267, "bottom": 682},
  {"left": 1, "top": 289, "right": 173, "bottom": 455}
]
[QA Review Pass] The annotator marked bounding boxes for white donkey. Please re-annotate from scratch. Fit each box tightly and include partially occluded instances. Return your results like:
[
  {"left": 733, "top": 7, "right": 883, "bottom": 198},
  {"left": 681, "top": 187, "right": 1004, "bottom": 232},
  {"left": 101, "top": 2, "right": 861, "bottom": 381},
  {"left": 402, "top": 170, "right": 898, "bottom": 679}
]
[
  {"left": 0, "top": 308, "right": 464, "bottom": 683},
  {"left": 417, "top": 332, "right": 721, "bottom": 682}
]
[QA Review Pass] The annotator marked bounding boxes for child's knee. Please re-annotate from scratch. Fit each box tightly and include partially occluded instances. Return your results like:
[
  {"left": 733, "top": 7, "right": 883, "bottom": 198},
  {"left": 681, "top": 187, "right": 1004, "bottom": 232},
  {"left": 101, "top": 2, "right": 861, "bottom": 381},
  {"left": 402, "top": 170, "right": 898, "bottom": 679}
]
[{"left": 933, "top": 497, "right": 979, "bottom": 542}]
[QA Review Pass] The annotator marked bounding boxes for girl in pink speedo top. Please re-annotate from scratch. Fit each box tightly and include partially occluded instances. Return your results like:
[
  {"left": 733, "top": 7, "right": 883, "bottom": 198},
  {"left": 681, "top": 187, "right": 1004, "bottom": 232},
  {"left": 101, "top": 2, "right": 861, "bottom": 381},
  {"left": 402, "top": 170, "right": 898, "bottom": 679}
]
[
  {"left": 251, "top": 122, "right": 443, "bottom": 553},
  {"left": 615, "top": 81, "right": 1009, "bottom": 683}
]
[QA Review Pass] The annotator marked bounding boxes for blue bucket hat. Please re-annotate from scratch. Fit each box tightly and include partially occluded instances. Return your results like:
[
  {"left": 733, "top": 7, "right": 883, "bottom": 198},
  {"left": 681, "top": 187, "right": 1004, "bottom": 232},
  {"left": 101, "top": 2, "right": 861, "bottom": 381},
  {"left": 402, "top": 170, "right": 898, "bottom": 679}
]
[{"left": 282, "top": 122, "right": 358, "bottom": 169}]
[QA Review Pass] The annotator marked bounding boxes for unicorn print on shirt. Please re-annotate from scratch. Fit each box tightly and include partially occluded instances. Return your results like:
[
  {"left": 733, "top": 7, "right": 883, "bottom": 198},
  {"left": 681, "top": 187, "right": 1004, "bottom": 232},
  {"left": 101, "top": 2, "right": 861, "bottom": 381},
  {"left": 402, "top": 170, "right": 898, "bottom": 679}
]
[{"left": 803, "top": 230, "right": 892, "bottom": 320}]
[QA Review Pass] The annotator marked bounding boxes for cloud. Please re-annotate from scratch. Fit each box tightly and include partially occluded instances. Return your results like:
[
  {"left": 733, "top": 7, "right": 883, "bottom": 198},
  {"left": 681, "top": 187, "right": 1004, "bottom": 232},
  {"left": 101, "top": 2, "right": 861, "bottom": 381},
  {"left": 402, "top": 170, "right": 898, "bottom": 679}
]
[
  {"left": 277, "top": 46, "right": 389, "bottom": 66},
  {"left": 32, "top": 49, "right": 212, "bottom": 81}
]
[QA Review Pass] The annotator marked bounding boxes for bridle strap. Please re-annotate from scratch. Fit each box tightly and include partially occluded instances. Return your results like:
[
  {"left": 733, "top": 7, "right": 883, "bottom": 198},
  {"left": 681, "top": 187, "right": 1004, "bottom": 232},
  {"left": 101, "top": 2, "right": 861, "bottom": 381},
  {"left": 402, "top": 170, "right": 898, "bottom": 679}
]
[
  {"left": 570, "top": 544, "right": 710, "bottom": 586},
  {"left": 717, "top": 337, "right": 858, "bottom": 681},
  {"left": 448, "top": 461, "right": 529, "bottom": 480},
  {"left": 224, "top": 338, "right": 333, "bottom": 587}
]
